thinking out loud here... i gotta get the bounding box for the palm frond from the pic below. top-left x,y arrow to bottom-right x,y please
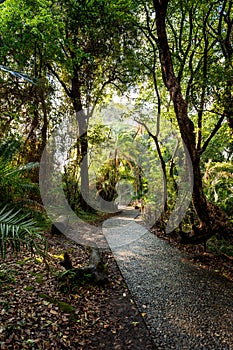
0,206 -> 47,259
4,162 -> 39,178
0,138 -> 21,160
0,65 -> 36,84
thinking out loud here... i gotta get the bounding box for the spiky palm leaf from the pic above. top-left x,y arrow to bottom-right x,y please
0,206 -> 47,259
0,159 -> 39,181
0,65 -> 35,84
0,138 -> 40,205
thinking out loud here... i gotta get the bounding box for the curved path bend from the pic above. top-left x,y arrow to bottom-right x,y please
102,207 -> 233,350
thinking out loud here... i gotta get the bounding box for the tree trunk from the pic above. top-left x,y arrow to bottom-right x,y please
153,0 -> 211,231
77,112 -> 89,210
219,1 -> 233,131
71,74 -> 90,211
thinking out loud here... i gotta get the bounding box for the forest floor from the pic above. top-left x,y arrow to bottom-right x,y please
0,208 -> 232,349
0,230 -> 155,350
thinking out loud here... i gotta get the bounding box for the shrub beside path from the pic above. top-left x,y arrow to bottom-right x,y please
103,207 -> 233,350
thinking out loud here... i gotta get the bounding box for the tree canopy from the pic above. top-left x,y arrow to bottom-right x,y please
0,0 -> 232,252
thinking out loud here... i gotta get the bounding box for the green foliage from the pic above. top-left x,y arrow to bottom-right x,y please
0,206 -> 47,259
0,0 -> 232,239
96,157 -> 120,204
201,123 -> 232,164
0,140 -> 44,253
62,170 -> 81,212
39,293 -> 76,317
0,65 -> 35,84
57,269 -> 76,290
25,285 -> 34,291
207,237 -> 233,257
77,210 -> 102,223
57,269 -> 83,293
0,138 -> 37,202
204,161 -> 233,219
88,123 -> 111,146
0,268 -> 16,287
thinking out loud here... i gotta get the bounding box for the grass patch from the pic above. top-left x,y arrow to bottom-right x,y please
36,273 -> 43,284
77,209 -> 121,225
207,237 -> 233,257
16,257 -> 31,266
25,285 -> 34,291
0,269 -> 16,286
0,300 -> 10,311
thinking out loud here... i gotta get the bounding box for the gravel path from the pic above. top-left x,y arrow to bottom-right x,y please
103,207 -> 233,350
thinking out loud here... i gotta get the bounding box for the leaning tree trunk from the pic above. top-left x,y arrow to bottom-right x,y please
153,0 -> 211,234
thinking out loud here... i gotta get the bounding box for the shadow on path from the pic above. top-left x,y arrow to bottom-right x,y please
103,207 -> 233,350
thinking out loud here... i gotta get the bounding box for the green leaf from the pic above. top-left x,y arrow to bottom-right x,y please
0,206 -> 47,259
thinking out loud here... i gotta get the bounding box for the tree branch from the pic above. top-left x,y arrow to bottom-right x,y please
46,63 -> 71,98
200,115 -> 225,155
